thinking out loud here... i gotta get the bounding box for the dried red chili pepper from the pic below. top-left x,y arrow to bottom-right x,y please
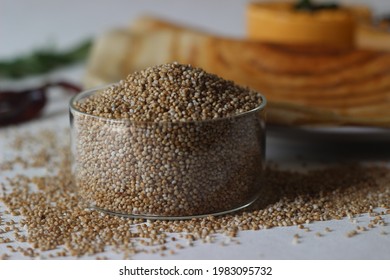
0,81 -> 81,126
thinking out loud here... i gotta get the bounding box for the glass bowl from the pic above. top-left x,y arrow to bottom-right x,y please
69,86 -> 267,220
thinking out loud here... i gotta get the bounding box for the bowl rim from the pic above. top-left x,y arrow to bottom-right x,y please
69,84 -> 267,125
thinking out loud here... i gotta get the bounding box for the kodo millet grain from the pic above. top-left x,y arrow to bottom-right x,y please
70,62 -> 266,217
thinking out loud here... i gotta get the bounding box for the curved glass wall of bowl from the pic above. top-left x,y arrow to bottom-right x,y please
70,86 -> 267,220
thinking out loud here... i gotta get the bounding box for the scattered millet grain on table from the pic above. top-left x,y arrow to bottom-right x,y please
356,226 -> 367,232
346,230 -> 358,238
0,254 -> 10,260
0,129 -> 389,258
292,234 -> 300,245
71,62 -> 265,217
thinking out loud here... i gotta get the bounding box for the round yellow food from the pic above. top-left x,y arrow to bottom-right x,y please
247,2 -> 357,50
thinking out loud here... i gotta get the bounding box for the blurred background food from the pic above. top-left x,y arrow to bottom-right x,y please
2,0 -> 390,128
83,1 -> 390,128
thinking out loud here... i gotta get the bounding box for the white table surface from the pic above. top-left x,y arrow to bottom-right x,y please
1,0 -> 390,260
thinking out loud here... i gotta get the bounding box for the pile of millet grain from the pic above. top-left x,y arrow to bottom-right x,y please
72,62 -> 265,217
0,128 -> 389,259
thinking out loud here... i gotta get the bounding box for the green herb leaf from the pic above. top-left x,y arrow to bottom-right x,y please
0,39 -> 92,79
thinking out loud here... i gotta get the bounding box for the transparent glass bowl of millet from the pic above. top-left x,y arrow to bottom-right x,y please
69,63 -> 267,220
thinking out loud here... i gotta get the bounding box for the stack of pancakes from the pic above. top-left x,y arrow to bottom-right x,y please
84,16 -> 390,127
